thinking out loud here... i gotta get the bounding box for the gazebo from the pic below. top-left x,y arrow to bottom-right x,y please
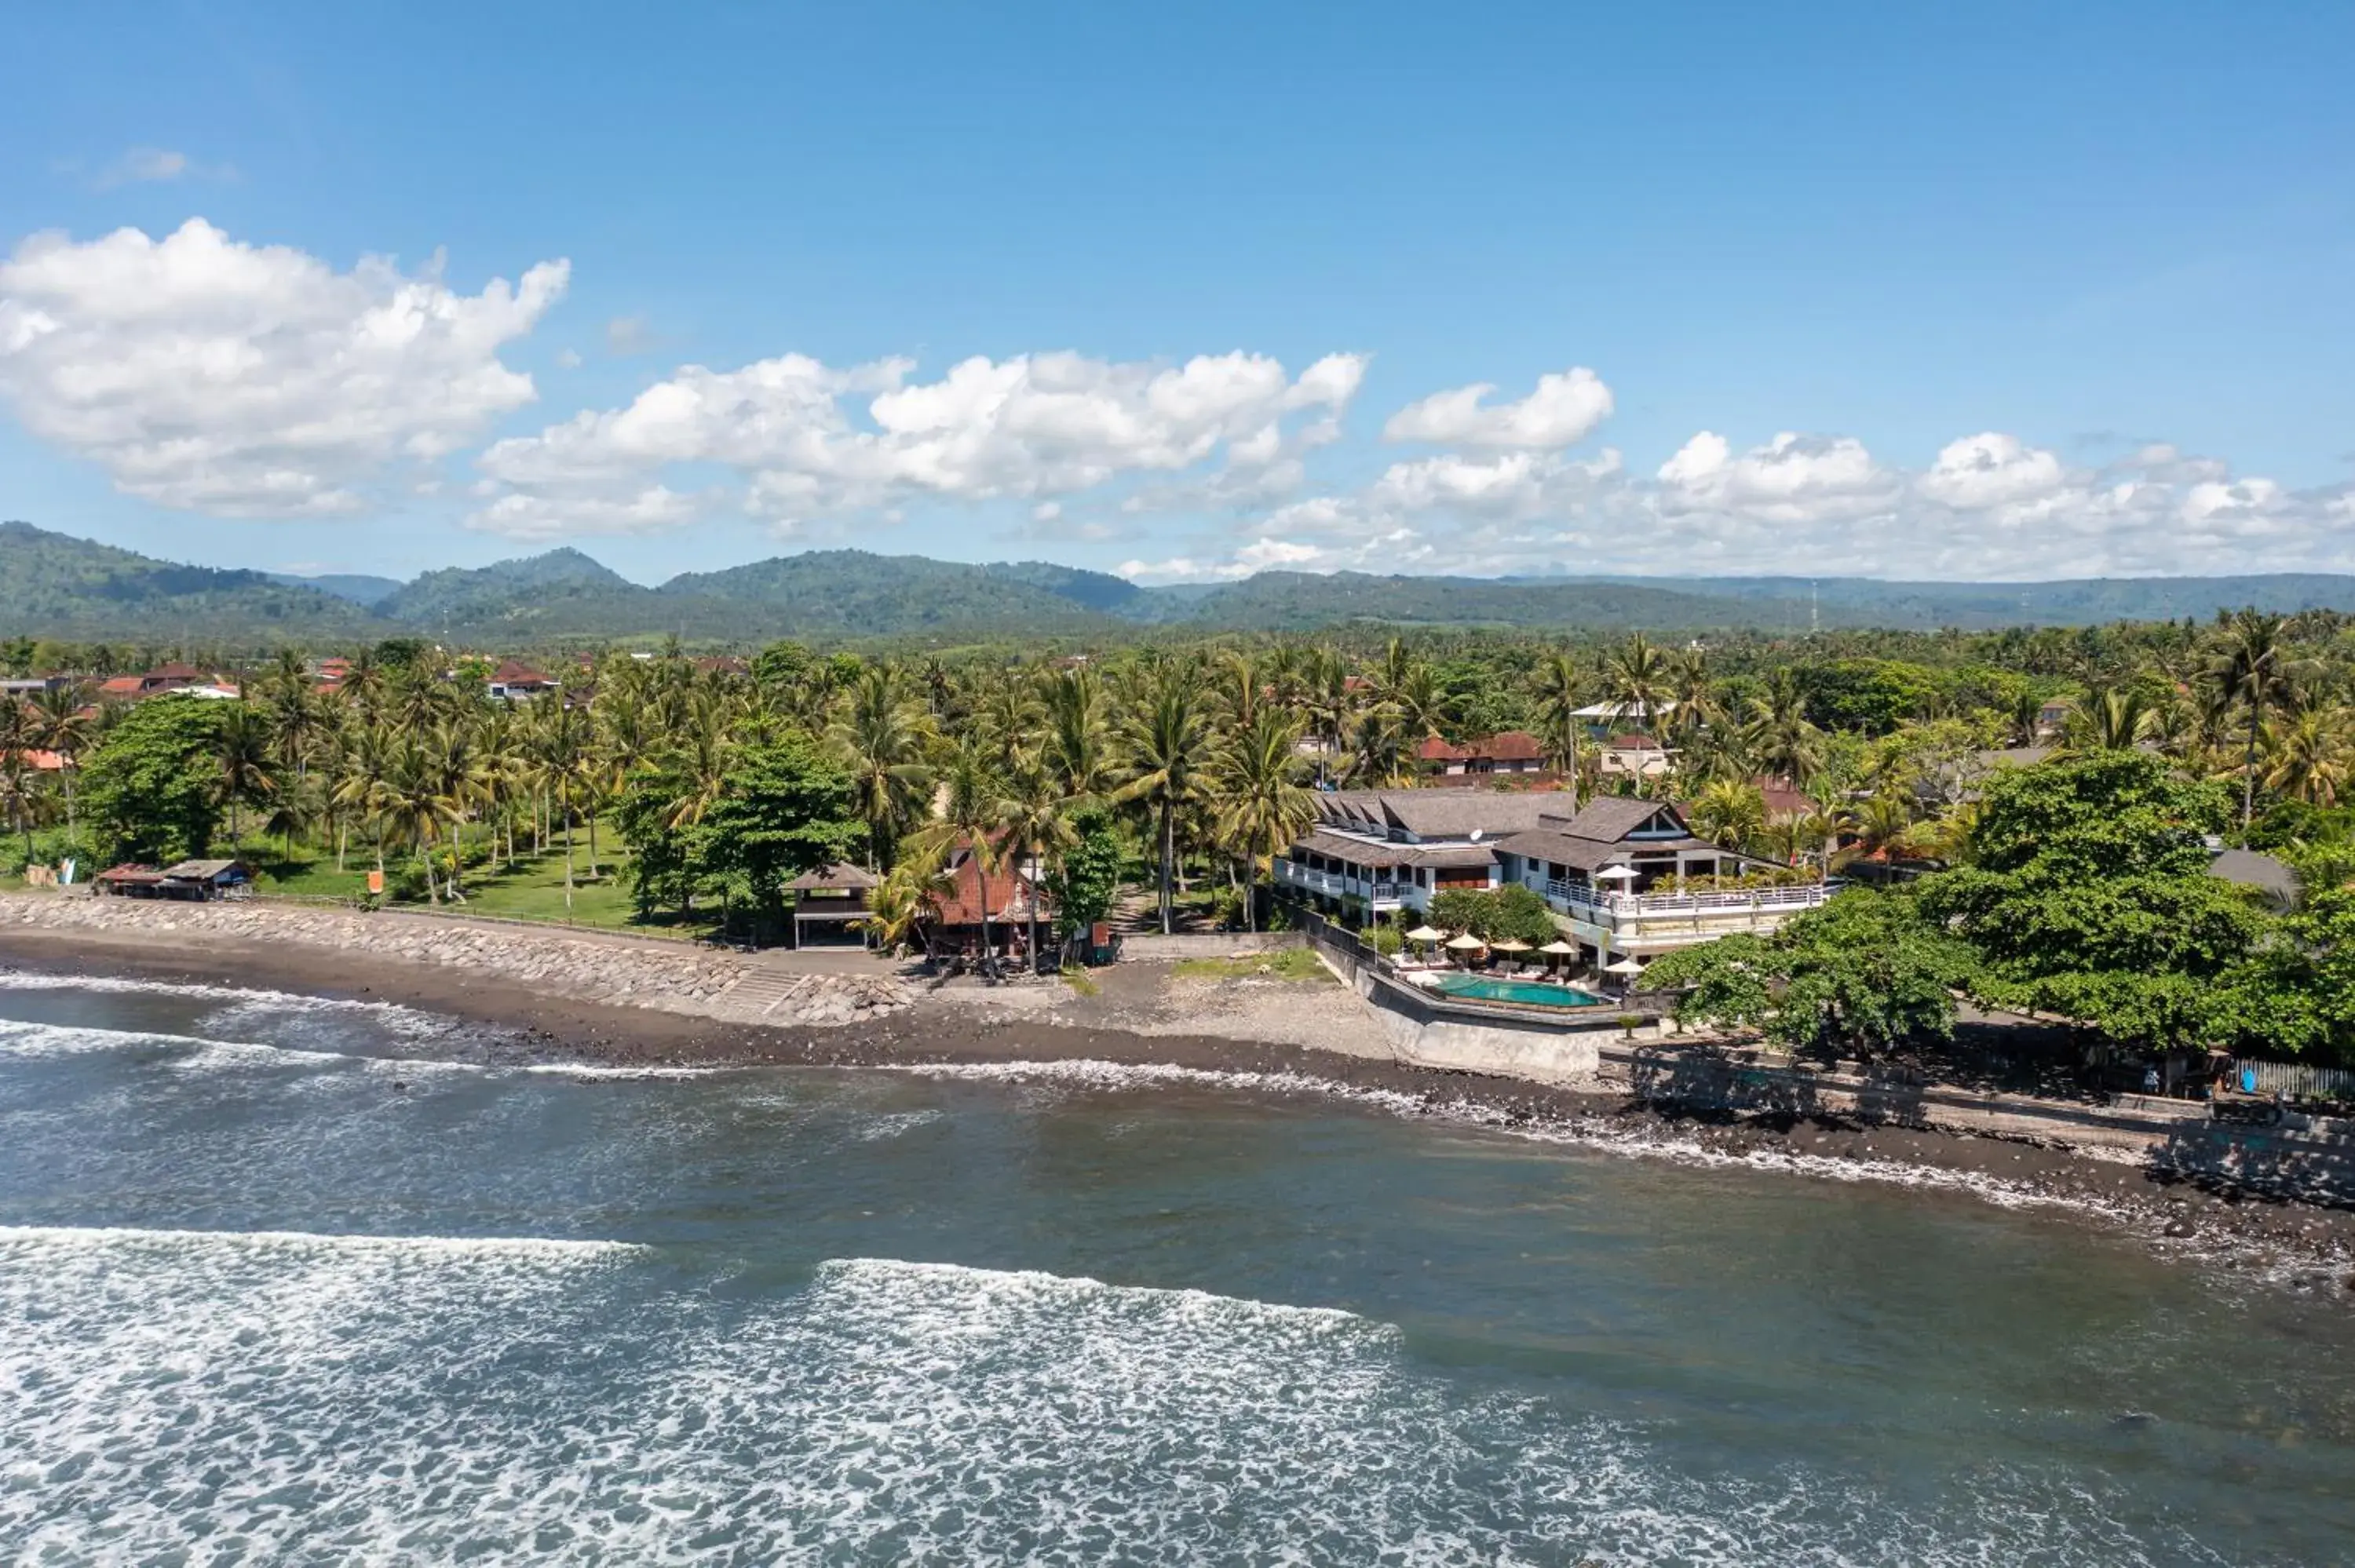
788,862 -> 880,948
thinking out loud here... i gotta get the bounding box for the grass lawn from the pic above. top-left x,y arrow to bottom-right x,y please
235,833 -> 721,941
444,844 -> 720,939
1170,947 -> 1332,983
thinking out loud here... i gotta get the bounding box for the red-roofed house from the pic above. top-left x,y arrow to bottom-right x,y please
1417,730 -> 1547,777
923,844 -> 1057,968
97,663 -> 207,702
487,660 -> 557,700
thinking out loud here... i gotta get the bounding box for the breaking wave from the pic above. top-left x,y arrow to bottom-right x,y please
0,1229 -> 2230,1565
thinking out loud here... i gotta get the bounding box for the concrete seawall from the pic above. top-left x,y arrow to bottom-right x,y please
1305,916 -> 2355,1205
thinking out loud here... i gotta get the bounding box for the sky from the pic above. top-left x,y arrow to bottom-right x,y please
2,1 -> 2351,588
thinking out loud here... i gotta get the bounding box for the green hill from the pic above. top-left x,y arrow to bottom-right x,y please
10,521 -> 2355,647
660,551 -> 1130,639
0,521 -> 385,641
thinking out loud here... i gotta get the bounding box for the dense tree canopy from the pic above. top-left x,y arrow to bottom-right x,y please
79,695 -> 224,864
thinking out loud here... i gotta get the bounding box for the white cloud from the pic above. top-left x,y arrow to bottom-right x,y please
1916,432 -> 2069,510
473,348 -> 1368,538
0,218 -> 566,516
554,348 -> 582,369
1382,367 -> 1613,449
1655,431 -> 1896,522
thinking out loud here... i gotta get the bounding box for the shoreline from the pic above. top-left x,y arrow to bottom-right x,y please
5,921 -> 2354,1294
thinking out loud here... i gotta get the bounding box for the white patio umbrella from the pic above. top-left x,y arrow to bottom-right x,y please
1594,864 -> 1639,884
1537,939 -> 1577,955
1604,957 -> 1645,977
1444,932 -> 1486,952
1492,938 -> 1532,954
1404,924 -> 1445,944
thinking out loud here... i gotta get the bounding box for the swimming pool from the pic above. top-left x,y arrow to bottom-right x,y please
1431,974 -> 1610,1008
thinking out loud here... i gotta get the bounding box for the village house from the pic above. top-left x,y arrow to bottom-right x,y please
96,662 -> 206,701
1277,789 -> 1832,973
924,842 -> 1057,968
487,659 -> 558,700
1416,730 -> 1548,777
94,859 -> 254,902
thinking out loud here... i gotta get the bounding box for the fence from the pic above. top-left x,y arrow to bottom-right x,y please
2233,1059 -> 2355,1103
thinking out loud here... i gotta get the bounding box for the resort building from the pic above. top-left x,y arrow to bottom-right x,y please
1277,789 -> 1834,972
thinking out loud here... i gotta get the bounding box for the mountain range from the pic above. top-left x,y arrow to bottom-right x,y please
5,519 -> 2353,648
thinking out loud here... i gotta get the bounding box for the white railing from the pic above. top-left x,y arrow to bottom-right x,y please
1370,882 -> 1403,903
2233,1059 -> 2355,1103
1543,877 -> 1834,921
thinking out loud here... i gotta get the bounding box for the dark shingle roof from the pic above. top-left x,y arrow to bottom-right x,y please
1534,796 -> 1687,844
788,862 -> 880,892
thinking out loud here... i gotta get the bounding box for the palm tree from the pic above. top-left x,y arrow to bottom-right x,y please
1743,671 -> 1826,786
1114,665 -> 1212,934
1040,665 -> 1115,802
1687,779 -> 1766,855
2065,684 -> 2155,751
0,745 -> 39,862
530,700 -> 595,911
25,684 -> 91,846
1528,650 -> 1585,808
1214,709 -> 1316,932
856,863 -> 933,957
2207,609 -> 2300,835
1605,633 -> 1669,733
828,665 -> 936,869
214,702 -> 279,850
2264,706 -> 2353,807
918,742 -> 1014,975
330,720 -> 401,877
996,759 -> 1078,968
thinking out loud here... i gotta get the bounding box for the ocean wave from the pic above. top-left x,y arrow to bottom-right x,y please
0,1238 -> 2237,1566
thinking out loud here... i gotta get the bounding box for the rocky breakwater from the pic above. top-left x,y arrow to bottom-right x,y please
0,893 -> 913,1028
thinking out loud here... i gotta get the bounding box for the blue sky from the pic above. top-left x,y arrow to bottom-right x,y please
2,1 -> 2350,585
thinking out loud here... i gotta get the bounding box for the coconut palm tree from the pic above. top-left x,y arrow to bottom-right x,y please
2207,609 -> 2301,834
1604,633 -> 1669,733
2264,706 -> 2354,808
916,742 -> 1015,975
0,744 -> 40,862
827,665 -> 936,870
1214,708 -> 1316,933
1114,665 -> 1212,935
214,702 -> 279,850
25,683 -> 91,846
1688,779 -> 1766,856
2065,684 -> 2156,751
330,720 -> 401,877
996,758 -> 1078,969
1039,665 -> 1115,803
529,700 -> 595,911
1742,671 -> 1825,786
856,863 -> 933,957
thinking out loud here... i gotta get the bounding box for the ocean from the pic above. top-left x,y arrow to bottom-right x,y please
0,970 -> 2350,1565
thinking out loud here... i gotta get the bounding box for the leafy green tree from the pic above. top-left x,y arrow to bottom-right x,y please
1428,884 -> 1557,947
699,734 -> 867,940
1045,807 -> 1126,942
80,695 -> 224,863
1919,750 -> 2258,1049
1640,890 -> 1973,1056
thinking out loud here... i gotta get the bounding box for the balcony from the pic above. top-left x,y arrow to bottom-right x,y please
1543,877 -> 1834,926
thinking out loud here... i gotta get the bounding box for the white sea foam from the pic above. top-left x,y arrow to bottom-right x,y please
0,965 -> 449,1034
0,1234 -> 2228,1566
